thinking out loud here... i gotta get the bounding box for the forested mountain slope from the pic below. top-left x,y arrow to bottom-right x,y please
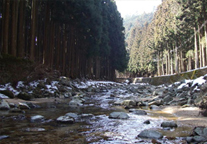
0,0 -> 127,83
126,0 -> 207,78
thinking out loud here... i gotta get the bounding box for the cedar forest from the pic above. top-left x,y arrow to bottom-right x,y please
1,0 -> 207,81
126,0 -> 207,77
0,0 -> 127,81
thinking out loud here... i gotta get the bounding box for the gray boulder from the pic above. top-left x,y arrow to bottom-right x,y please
56,115 -> 74,124
163,95 -> 173,104
129,109 -> 147,115
0,90 -> 14,98
0,99 -> 10,110
31,115 -> 45,122
109,112 -> 129,119
138,129 -> 163,139
161,121 -> 178,128
17,92 -> 33,100
122,100 -> 136,107
153,88 -> 165,96
193,136 -> 207,142
194,127 -> 207,138
148,100 -> 163,106
18,102 -> 30,109
65,113 -> 79,119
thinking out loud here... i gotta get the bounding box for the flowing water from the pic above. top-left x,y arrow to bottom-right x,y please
0,90 -> 193,144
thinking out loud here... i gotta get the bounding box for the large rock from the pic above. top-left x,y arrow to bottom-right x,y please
18,102 -> 30,109
65,113 -> 79,119
31,115 -> 45,122
194,127 -> 207,138
69,99 -> 83,107
56,115 -> 75,124
129,109 -> 147,115
163,95 -> 173,104
138,129 -> 163,139
17,92 -> 33,100
122,100 -> 136,107
0,99 -> 10,110
153,88 -> 165,96
148,100 -> 163,106
109,112 -> 129,119
0,90 -> 14,98
161,121 -> 178,128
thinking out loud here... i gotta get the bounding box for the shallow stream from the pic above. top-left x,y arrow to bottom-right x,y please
0,91 -> 194,144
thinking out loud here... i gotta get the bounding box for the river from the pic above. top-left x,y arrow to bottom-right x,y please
0,83 -> 195,144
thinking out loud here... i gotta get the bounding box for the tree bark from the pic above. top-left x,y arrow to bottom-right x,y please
17,0 -> 25,58
30,0 -> 37,61
194,27 -> 199,69
11,0 -> 19,56
2,0 -> 10,54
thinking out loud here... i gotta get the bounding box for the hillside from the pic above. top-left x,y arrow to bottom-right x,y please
124,13 -> 154,41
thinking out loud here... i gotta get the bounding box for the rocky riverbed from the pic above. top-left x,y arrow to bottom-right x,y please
1,76 -> 207,143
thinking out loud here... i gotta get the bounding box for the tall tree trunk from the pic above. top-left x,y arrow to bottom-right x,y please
201,42 -> 205,67
30,0 -> 37,61
17,0 -> 25,58
11,0 -> 19,56
174,46 -> 178,73
2,0 -> 10,54
170,51 -> 173,74
198,25 -> 202,68
180,51 -> 184,72
43,2 -> 50,65
157,52 -> 160,76
205,24 -> 207,65
194,27 -> 199,69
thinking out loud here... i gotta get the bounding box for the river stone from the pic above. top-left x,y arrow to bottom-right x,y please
10,108 -> 23,113
161,121 -> 178,128
163,95 -> 173,104
122,100 -> 136,107
138,129 -> 163,139
65,113 -> 79,119
0,135 -> 9,140
0,99 -> 10,110
109,112 -> 129,119
18,102 -> 30,109
194,127 -> 207,137
150,105 -> 160,110
129,109 -> 147,115
56,115 -> 75,124
144,120 -> 150,124
31,115 -> 45,122
69,99 -> 83,107
17,92 -> 33,100
148,100 -> 163,106
153,88 -> 165,96
193,136 -> 207,142
0,90 -> 14,98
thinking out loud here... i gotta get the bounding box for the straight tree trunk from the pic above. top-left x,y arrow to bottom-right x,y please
30,0 -> 37,61
202,43 -> 206,67
194,27 -> 199,69
198,25 -> 202,68
174,46 -> 178,73
17,0 -> 25,57
43,3 -> 50,65
170,51 -> 173,74
157,52 -> 160,76
2,0 -> 10,54
11,0 -> 19,56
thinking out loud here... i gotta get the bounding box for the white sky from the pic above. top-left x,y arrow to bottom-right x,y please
114,0 -> 162,18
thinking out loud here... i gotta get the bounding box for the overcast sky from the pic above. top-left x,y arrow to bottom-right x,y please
114,0 -> 162,18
